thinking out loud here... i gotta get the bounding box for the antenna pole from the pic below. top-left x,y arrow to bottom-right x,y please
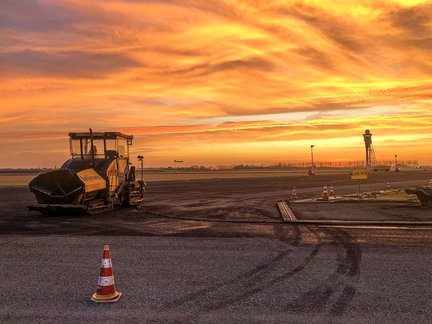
137,155 -> 144,198
89,128 -> 95,168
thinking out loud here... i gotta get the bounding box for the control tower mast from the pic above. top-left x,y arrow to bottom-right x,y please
363,129 -> 375,167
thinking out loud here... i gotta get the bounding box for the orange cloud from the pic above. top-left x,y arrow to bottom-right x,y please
1,0 -> 432,167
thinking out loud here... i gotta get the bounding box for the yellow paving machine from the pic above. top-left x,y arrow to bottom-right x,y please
28,129 -> 144,214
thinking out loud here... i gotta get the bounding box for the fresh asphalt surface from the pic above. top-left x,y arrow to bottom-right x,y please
1,234 -> 431,323
1,171 -> 432,322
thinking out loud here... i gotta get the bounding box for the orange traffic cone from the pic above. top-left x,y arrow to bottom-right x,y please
91,245 -> 122,303
291,186 -> 298,199
386,182 -> 390,191
329,185 -> 334,197
322,185 -> 329,201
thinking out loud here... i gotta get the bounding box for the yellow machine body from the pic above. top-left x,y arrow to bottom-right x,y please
76,168 -> 107,198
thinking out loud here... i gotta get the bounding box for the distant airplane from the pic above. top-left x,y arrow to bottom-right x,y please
174,160 -> 184,163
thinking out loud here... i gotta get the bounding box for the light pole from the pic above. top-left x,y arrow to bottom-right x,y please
310,145 -> 315,168
395,154 -> 400,172
137,155 -> 144,197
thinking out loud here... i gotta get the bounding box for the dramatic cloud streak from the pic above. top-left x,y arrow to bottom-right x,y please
1,0 -> 432,167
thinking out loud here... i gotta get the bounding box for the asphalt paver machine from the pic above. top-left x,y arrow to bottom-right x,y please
28,129 -> 144,214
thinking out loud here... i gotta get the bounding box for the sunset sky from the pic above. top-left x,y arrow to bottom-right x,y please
1,0 -> 432,168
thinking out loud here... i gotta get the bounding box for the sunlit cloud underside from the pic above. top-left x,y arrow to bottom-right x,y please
1,0 -> 432,167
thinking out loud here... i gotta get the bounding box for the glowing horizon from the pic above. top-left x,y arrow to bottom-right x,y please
1,0 -> 432,168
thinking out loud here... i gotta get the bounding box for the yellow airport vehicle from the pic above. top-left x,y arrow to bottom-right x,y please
28,129 -> 144,215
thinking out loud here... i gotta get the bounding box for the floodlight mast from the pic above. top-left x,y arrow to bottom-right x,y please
310,145 -> 315,168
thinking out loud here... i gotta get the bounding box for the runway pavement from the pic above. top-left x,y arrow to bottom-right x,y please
0,232 -> 431,323
1,172 -> 431,322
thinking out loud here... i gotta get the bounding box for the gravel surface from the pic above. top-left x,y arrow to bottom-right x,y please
0,235 -> 431,323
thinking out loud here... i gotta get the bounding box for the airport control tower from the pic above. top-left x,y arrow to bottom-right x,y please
363,129 -> 374,167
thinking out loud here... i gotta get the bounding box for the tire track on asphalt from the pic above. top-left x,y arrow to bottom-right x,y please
201,228 -> 323,312
162,225 -> 304,311
285,227 -> 362,316
163,225 -> 324,312
326,229 -> 361,316
162,250 -> 292,310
